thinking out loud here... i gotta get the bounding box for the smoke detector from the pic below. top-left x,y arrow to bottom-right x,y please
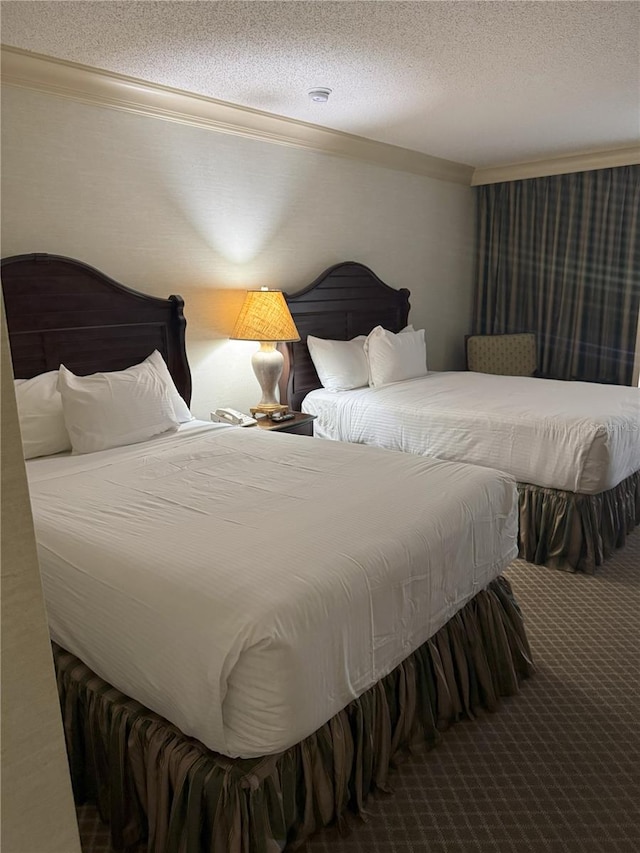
308,87 -> 332,103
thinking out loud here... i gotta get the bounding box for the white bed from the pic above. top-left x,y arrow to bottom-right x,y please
27,420 -> 518,759
280,261 -> 639,573
5,252 -> 533,851
302,372 -> 640,495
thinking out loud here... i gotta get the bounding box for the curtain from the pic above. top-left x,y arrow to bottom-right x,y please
474,165 -> 640,385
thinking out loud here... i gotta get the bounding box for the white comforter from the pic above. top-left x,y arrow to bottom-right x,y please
302,372 -> 640,494
27,422 -> 517,758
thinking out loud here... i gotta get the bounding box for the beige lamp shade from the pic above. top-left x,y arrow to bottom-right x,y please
230,289 -> 300,342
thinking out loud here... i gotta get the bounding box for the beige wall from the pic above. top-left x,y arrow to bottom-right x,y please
0,80 -> 471,849
1,85 -> 475,418
0,306 -> 81,853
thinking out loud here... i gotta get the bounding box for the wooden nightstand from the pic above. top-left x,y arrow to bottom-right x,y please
255,412 -> 316,437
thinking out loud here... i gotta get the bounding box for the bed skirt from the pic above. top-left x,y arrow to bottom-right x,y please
54,576 -> 533,853
518,470 -> 640,573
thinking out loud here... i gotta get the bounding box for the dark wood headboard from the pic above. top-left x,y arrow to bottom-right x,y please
1,253 -> 192,405
279,262 -> 410,410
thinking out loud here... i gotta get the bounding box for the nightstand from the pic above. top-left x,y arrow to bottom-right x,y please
255,412 -> 316,437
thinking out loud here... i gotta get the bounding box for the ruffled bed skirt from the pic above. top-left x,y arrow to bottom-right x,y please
55,576 -> 534,853
518,470 -> 640,573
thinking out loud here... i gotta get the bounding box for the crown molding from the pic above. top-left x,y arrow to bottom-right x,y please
5,46 -> 635,188
1,46 -> 473,186
472,145 -> 640,186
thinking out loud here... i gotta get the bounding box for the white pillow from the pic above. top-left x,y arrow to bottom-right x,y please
14,371 -> 72,459
365,325 -> 428,387
307,335 -> 369,391
146,350 -> 193,423
57,361 -> 180,454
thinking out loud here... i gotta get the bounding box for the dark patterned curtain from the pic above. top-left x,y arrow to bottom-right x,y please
474,165 -> 640,385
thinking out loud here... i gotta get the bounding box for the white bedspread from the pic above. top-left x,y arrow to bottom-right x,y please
27,422 -> 517,758
302,372 -> 640,494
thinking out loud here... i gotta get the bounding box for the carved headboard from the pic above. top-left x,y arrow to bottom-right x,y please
1,253 -> 191,404
279,262 -> 410,411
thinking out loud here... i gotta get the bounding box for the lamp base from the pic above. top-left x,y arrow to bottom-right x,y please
250,402 -> 288,417
250,342 -> 288,417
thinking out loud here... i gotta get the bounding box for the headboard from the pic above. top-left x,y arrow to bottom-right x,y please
279,262 -> 410,410
1,253 -> 192,405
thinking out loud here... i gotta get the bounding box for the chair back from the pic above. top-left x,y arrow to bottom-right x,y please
466,333 -> 537,376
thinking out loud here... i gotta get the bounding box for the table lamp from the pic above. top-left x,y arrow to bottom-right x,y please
230,287 -> 300,416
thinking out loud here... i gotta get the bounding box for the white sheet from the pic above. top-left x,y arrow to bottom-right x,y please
302,372 -> 640,494
27,422 -> 518,759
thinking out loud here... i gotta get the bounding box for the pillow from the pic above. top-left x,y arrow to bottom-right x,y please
57,360 -> 180,454
307,335 -> 369,391
146,350 -> 193,423
364,325 -> 428,387
14,371 -> 72,459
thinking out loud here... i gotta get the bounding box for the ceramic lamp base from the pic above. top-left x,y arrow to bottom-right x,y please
250,342 -> 288,416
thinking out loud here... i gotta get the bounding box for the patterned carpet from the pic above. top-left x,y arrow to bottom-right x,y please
77,532 -> 640,852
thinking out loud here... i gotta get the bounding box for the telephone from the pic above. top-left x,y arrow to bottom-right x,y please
211,408 -> 257,427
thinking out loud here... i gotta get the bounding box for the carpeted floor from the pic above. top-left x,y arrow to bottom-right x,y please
77,532 -> 640,852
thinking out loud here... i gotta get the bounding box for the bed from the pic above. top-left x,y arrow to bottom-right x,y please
280,261 -> 640,574
2,253 -> 533,853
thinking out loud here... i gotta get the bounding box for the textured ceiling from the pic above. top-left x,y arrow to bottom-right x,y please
2,0 -> 639,167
